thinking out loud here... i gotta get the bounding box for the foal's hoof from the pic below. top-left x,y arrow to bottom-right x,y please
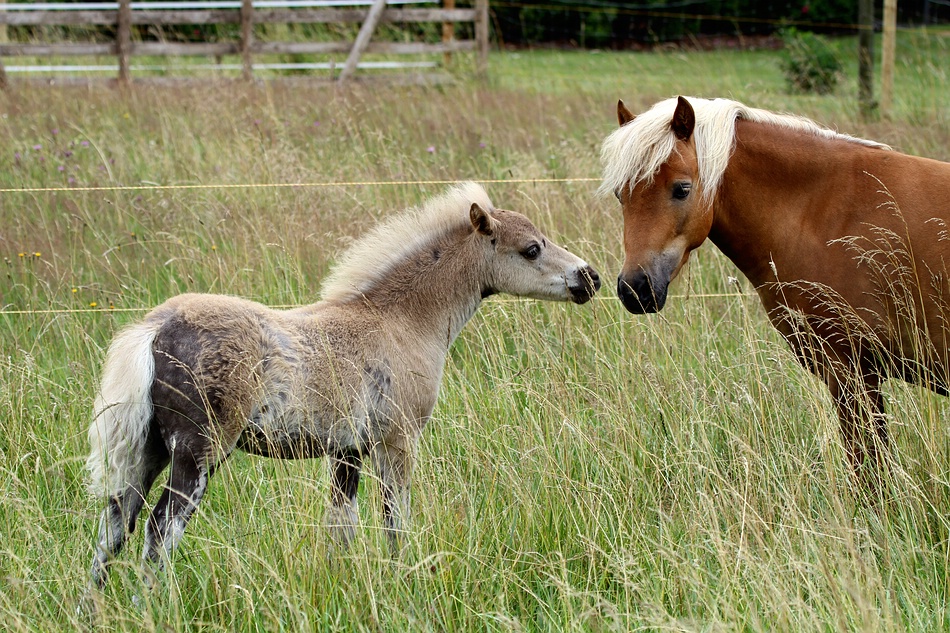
323,505 -> 359,554
77,591 -> 102,622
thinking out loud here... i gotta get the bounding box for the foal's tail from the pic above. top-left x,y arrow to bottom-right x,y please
86,322 -> 160,498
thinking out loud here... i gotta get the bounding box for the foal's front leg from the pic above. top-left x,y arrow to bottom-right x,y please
324,449 -> 362,548
370,436 -> 417,551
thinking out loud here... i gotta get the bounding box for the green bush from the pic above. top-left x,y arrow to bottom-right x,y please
779,28 -> 842,94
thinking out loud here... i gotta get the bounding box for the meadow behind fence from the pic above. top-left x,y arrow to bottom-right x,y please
2,32 -> 950,631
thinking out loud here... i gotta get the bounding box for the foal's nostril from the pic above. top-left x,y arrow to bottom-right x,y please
586,267 -> 602,291
569,266 -> 602,304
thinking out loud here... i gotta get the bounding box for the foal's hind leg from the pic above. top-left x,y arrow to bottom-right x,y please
87,424 -> 170,589
82,440 -> 168,616
141,440 -> 212,582
324,449 -> 362,548
89,456 -> 168,589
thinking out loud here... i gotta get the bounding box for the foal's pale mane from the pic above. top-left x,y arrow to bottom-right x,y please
320,182 -> 493,303
599,96 -> 891,203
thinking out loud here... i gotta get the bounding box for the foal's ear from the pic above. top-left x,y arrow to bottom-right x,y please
671,96 -> 695,141
617,100 -> 635,126
470,203 -> 496,236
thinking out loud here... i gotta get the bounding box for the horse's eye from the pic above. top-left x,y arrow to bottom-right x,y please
522,244 -> 541,260
614,189 -> 622,202
672,182 -> 691,200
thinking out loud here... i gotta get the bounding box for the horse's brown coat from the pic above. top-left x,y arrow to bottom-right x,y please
603,96 -> 950,487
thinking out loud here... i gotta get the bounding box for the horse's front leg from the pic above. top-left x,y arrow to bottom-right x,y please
784,321 -> 891,496
829,369 -> 890,496
324,449 -> 362,548
370,434 -> 418,552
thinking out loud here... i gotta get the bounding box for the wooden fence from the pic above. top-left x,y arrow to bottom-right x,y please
0,0 -> 489,86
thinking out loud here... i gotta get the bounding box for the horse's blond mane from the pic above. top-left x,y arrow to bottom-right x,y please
320,182 -> 493,303
599,96 -> 890,203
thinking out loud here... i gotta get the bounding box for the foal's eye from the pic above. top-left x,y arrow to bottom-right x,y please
672,182 -> 691,200
522,244 -> 542,260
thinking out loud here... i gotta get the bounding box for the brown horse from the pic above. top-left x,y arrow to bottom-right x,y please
601,95 -> 950,486
83,182 -> 601,601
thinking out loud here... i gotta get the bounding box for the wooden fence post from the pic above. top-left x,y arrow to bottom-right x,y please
857,0 -> 875,118
339,0 -> 387,82
475,0 -> 488,79
0,0 -> 7,44
880,0 -> 897,116
241,0 -> 254,81
442,0 -> 455,67
117,0 -> 132,86
0,0 -> 6,90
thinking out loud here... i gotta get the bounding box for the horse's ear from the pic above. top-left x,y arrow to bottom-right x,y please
617,100 -> 635,126
470,203 -> 496,236
671,96 -> 695,141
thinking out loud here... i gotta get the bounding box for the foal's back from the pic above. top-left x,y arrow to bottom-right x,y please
147,293 -> 413,459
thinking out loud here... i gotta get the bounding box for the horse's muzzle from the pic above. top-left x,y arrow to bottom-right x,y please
617,271 -> 666,314
570,265 -> 602,304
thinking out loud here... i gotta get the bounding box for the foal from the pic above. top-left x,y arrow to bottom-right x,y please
85,182 -> 600,592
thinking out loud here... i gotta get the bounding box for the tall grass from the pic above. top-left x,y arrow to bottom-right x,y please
1,41 -> 949,631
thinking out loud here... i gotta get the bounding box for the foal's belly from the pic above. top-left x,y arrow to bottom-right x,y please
237,405 -> 370,459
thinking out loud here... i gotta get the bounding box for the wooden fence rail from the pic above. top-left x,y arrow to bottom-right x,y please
0,0 -> 489,87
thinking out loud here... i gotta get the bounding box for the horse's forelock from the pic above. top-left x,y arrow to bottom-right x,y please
600,97 -> 890,204
599,97 -> 748,204
320,182 -> 493,303
599,97 -> 684,199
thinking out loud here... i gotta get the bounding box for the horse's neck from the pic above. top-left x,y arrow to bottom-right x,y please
710,120 -> 868,286
355,244 -> 485,349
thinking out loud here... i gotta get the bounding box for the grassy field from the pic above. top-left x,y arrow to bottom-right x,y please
2,33 -> 950,631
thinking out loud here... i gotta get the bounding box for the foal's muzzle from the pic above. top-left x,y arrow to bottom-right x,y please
617,271 -> 666,314
570,265 -> 602,304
